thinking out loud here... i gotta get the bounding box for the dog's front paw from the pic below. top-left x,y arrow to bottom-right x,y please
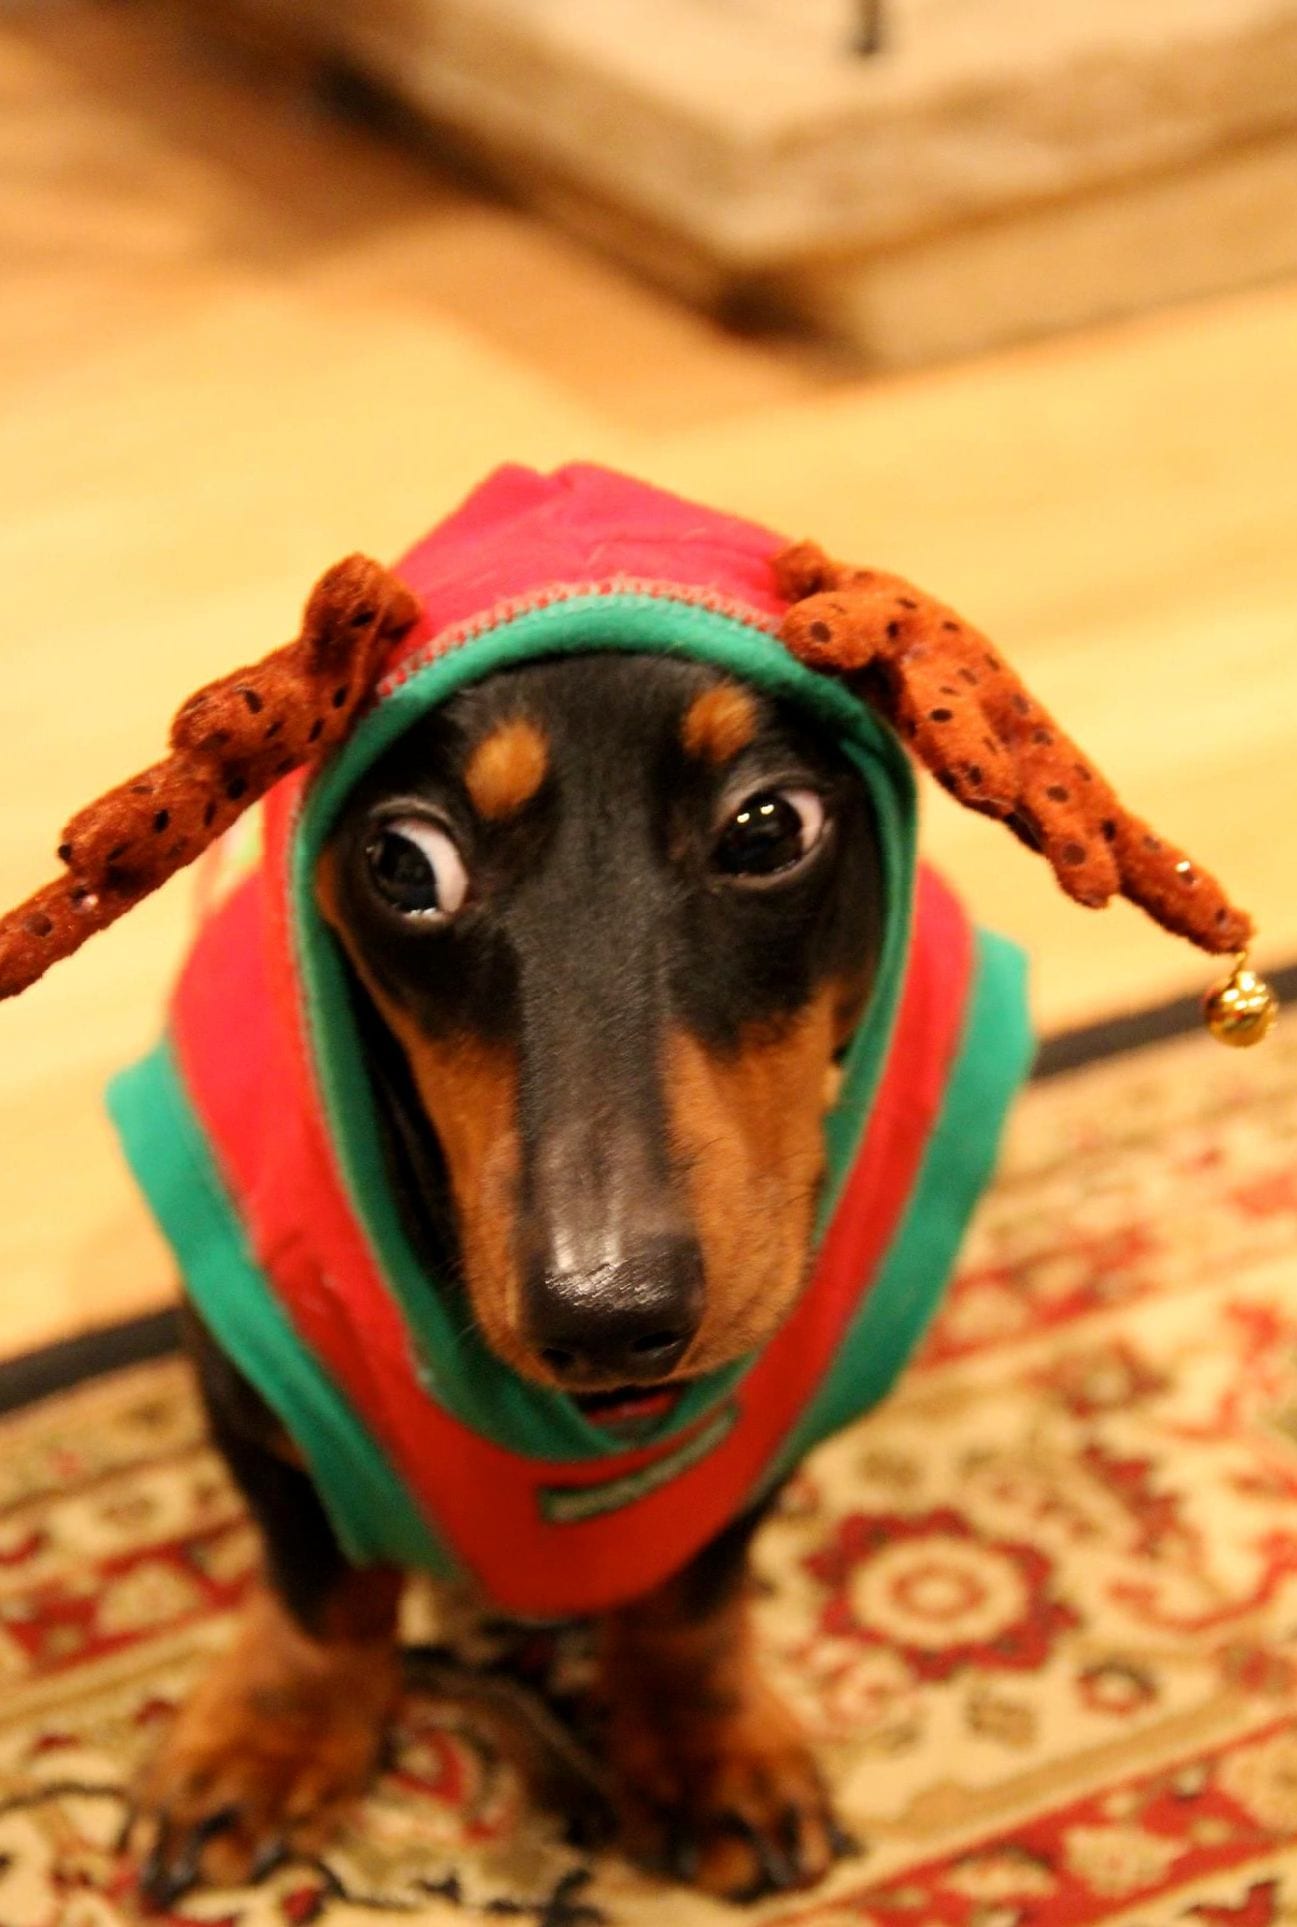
128,1595 -> 399,1909
610,1675 -> 856,1902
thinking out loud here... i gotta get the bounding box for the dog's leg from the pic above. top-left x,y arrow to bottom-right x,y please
601,1495 -> 853,1900
131,1308 -> 403,1905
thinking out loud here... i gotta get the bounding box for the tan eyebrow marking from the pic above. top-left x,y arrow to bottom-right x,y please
681,683 -> 759,765
464,718 -> 549,820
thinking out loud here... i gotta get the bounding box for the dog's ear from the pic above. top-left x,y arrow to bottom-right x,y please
776,540 -> 1252,958
0,556 -> 420,999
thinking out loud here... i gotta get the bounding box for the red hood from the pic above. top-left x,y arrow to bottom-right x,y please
383,463 -> 789,676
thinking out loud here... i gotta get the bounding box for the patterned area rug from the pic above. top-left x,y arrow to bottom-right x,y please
3,1017 -> 1297,1926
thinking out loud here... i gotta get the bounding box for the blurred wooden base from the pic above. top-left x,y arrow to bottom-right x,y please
799,131 -> 1297,367
1,1 -> 1294,1356
181,0 -> 1297,366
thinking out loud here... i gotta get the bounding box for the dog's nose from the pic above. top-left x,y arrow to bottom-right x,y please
525,1238 -> 705,1386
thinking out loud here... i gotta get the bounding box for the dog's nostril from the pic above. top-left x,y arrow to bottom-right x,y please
525,1236 -> 704,1385
629,1329 -> 684,1357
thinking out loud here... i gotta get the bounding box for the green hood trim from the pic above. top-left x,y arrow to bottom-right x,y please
762,925 -> 1033,1493
107,1039 -> 457,1573
288,592 -> 919,1463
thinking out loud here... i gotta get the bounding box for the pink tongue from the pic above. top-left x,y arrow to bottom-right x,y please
588,1387 -> 681,1428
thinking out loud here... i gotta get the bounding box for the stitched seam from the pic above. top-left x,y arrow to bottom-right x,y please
378,578 -> 781,697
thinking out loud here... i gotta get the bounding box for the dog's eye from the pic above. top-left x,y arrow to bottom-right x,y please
713,787 -> 826,880
365,817 -> 468,920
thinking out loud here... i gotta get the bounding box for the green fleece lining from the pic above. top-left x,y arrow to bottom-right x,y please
288,594 -> 920,1462
763,926 -> 1033,1491
106,1040 -> 457,1573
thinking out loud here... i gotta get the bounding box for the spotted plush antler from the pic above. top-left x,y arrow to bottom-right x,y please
776,541 -> 1252,956
0,555 -> 420,1000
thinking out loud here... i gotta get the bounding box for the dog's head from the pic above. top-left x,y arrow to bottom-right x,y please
317,652 -> 883,1417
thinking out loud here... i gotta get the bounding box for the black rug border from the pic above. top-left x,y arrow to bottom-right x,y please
4,959 -> 1292,1419
0,1308 -> 183,1419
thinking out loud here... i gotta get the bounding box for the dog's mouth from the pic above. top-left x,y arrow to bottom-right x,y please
571,1382 -> 686,1436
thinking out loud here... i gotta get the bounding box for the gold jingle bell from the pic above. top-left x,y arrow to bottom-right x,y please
1204,953 -> 1278,1047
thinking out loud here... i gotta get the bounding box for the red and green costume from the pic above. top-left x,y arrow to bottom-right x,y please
107,465 -> 1034,1618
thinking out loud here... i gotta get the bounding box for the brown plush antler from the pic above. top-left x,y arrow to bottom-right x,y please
0,556 -> 420,1000
776,541 -> 1251,955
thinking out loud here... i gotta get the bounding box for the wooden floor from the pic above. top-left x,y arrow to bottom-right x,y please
2,1 -> 1294,1357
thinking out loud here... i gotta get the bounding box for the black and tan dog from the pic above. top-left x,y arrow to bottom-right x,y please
0,465 -> 1260,1911
143,650 -> 881,1903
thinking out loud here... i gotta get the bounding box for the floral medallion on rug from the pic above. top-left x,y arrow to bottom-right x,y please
2,1017 -> 1297,1926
